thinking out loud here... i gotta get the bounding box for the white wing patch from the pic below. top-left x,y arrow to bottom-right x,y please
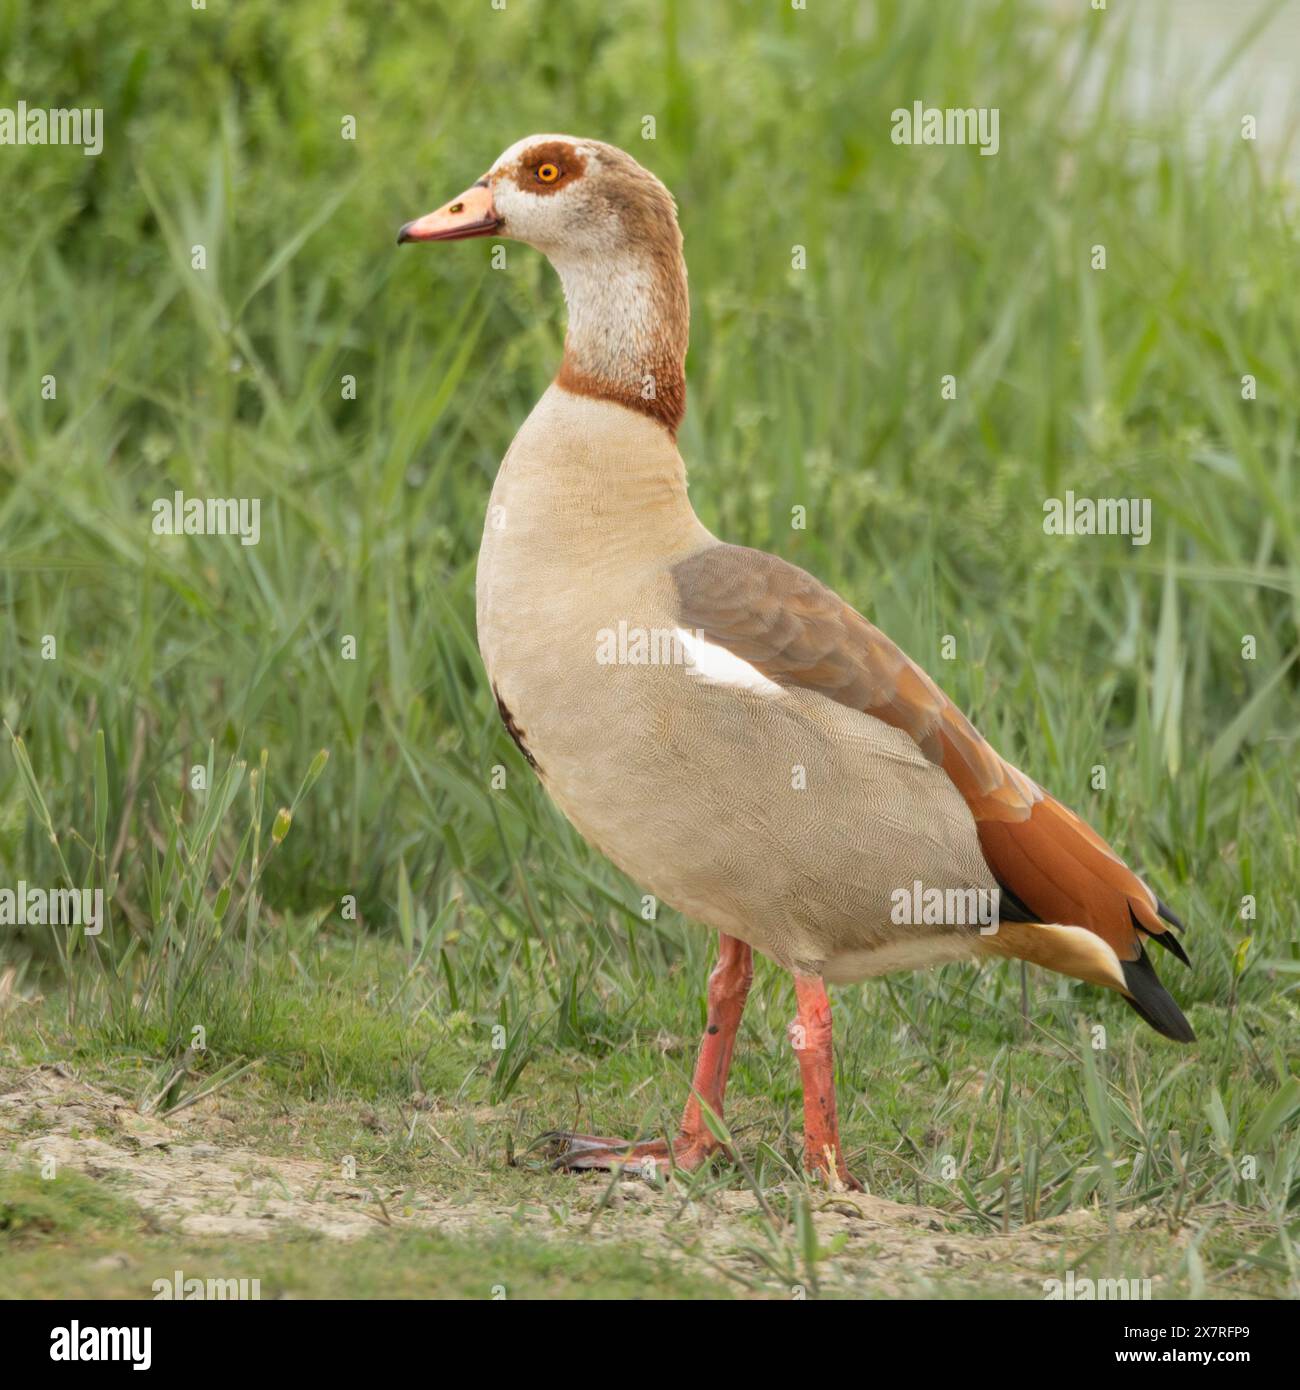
674,629 -> 783,695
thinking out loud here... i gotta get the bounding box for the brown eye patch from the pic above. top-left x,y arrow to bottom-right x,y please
511,140 -> 586,195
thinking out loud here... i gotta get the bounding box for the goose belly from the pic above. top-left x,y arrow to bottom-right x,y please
477,565 -> 996,974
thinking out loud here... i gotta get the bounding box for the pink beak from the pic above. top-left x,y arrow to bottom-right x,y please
397,181 -> 501,244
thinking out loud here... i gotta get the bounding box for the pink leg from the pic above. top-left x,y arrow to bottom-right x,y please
679,933 -> 753,1138
551,934 -> 753,1178
790,973 -> 862,1191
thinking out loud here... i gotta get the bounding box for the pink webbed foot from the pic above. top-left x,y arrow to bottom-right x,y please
540,1130 -> 721,1180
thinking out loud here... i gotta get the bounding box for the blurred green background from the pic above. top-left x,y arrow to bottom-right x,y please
0,0 -> 1297,1295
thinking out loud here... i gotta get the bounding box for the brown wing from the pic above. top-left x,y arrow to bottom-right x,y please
671,543 -> 1179,967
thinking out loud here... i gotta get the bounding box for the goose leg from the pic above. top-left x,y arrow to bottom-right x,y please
549,933 -> 753,1178
790,973 -> 862,1191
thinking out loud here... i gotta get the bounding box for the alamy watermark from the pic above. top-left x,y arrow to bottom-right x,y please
0,882 -> 102,935
49,1323 -> 150,1369
890,880 -> 1000,933
596,622 -> 704,666
891,102 -> 1000,156
1043,491 -> 1151,546
152,1269 -> 261,1300
1,102 -> 102,156
152,491 -> 261,547
1043,1269 -> 1152,1300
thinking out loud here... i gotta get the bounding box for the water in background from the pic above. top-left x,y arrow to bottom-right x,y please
1051,0 -> 1300,178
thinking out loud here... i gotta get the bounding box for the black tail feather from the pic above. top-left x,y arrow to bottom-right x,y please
1145,924 -> 1191,968
1121,948 -> 1196,1042
1156,897 -> 1186,932
1130,904 -> 1191,968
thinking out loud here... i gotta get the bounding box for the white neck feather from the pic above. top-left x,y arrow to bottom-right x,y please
550,243 -> 689,433
554,251 -> 664,392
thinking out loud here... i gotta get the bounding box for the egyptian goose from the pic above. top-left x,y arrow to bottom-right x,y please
399,136 -> 1193,1190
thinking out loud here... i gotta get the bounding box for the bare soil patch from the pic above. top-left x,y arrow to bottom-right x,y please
0,1063 -> 1162,1296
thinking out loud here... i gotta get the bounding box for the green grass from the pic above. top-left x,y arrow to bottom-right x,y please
2,1229 -> 732,1301
1,0 -> 1298,1298
0,1165 -> 139,1245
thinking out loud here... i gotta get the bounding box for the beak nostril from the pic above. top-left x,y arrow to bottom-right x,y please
397,185 -> 498,244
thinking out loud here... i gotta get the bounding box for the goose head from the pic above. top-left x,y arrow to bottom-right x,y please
397,134 -> 678,257
399,135 -> 689,434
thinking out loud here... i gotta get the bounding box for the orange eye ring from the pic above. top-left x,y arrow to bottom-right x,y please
537,162 -> 560,183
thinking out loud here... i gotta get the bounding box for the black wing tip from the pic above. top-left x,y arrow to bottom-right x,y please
1147,925 -> 1191,968
1129,903 -> 1192,968
1156,897 -> 1187,933
1121,950 -> 1196,1043
991,875 -> 1041,924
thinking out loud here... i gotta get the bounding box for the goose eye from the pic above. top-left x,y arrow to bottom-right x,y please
536,163 -> 560,184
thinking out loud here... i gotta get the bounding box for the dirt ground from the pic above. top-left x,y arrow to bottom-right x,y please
0,1061 -> 1181,1298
